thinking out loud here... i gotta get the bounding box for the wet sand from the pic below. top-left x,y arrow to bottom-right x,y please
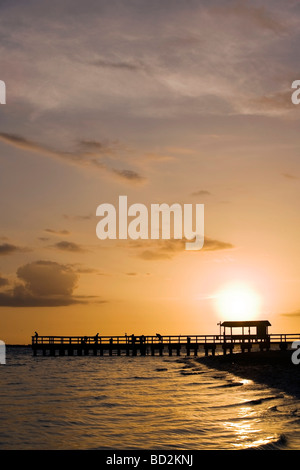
197,350 -> 300,398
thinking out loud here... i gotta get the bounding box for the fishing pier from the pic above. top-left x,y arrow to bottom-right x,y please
31,320 -> 300,357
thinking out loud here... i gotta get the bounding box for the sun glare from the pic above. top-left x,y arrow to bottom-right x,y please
215,282 -> 261,321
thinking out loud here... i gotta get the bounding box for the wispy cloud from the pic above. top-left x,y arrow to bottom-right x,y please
280,309 -> 300,317
0,133 -> 146,184
90,58 -> 147,72
112,168 -> 146,183
191,190 -> 211,197
129,236 -> 234,261
50,241 -> 87,253
282,173 -> 298,180
44,228 -> 70,236
63,214 -> 93,221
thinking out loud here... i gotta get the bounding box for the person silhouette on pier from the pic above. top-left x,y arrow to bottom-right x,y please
94,333 -> 99,344
34,331 -> 38,344
156,333 -> 162,343
140,335 -> 146,344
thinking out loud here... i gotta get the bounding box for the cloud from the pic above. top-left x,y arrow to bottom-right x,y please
71,266 -> 99,274
63,213 -> 93,221
50,241 -> 86,253
45,228 -> 70,235
91,58 -> 147,72
203,238 -> 234,251
280,309 -> 300,318
282,173 -> 298,180
191,190 -> 212,197
112,168 -> 146,183
17,261 -> 77,297
0,260 -> 98,307
131,236 -> 234,260
0,243 -> 29,256
0,276 -> 9,287
0,133 -> 146,185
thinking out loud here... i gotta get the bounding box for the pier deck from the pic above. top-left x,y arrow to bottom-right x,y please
31,333 -> 300,357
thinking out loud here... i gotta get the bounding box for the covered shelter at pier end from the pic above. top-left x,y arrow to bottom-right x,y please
219,320 -> 271,340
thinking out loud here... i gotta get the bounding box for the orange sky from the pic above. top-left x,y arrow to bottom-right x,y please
0,0 -> 300,343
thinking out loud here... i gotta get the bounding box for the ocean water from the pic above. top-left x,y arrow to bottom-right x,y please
0,347 -> 299,450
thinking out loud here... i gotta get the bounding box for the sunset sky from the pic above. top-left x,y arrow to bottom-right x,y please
1,0 -> 300,344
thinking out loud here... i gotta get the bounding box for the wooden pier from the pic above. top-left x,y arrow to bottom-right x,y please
31,321 -> 300,357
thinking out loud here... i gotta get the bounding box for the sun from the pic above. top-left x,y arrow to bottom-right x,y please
215,282 -> 261,321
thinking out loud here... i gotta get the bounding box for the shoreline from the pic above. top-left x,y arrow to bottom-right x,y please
197,350 -> 300,398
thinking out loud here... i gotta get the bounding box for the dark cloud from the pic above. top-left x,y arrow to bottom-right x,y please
0,243 -> 29,256
78,139 -> 121,156
51,241 -> 86,253
0,132 -> 146,185
0,260 -> 99,307
191,190 -> 211,197
0,276 -> 9,287
91,58 -> 146,72
17,261 -> 77,297
280,310 -> 300,317
44,228 -> 70,235
112,168 -> 146,183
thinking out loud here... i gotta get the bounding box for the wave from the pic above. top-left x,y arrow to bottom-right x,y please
212,394 -> 284,409
246,434 -> 288,450
214,381 -> 244,388
129,376 -> 157,380
241,395 -> 284,406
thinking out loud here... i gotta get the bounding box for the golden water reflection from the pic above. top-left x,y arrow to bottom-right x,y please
225,404 -> 278,449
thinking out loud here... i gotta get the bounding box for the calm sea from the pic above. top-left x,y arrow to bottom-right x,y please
0,347 -> 299,450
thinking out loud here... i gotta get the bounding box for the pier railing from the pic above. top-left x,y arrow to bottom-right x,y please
31,333 -> 300,346
31,333 -> 300,357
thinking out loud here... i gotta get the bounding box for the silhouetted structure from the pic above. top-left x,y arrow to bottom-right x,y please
220,320 -> 271,339
31,319 -> 300,357
220,320 -> 271,354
